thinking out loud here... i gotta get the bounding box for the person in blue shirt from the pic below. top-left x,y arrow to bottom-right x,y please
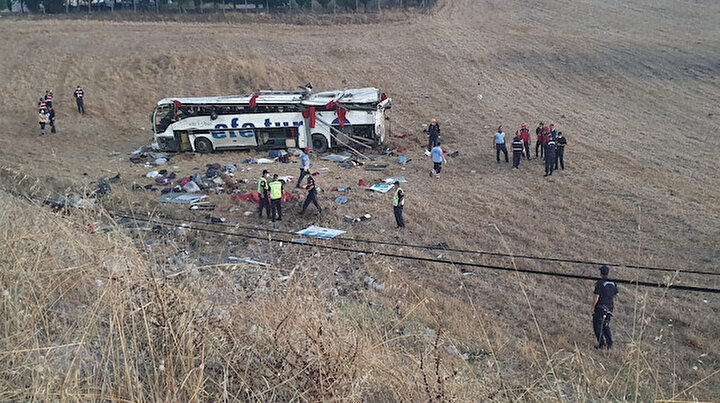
494,125 -> 509,163
430,141 -> 447,178
296,147 -> 311,188
592,265 -> 618,349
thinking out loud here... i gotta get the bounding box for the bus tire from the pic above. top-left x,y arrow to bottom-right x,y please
195,137 -> 214,153
311,134 -> 328,154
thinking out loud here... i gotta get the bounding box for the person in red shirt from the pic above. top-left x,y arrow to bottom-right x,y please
517,122 -> 531,160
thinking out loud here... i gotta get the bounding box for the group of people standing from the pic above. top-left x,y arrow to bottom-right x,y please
256,147 -> 321,222
37,91 -> 56,135
35,85 -> 86,136
494,122 -> 567,176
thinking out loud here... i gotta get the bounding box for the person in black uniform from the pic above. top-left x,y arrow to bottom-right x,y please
511,131 -> 524,169
426,118 -> 440,151
592,265 -> 618,349
544,135 -> 557,177
555,131 -> 567,170
300,176 -> 322,215
257,169 -> 271,219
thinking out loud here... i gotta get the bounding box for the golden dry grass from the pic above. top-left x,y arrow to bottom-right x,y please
1,0 -> 719,400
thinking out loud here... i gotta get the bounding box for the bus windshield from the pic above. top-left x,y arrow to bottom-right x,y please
154,104 -> 173,134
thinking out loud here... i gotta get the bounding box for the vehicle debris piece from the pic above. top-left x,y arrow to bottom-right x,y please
367,183 -> 394,193
158,193 -> 208,204
296,225 -> 346,239
321,154 -> 352,162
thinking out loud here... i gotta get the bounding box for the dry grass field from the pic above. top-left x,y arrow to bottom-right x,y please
1,0 -> 719,401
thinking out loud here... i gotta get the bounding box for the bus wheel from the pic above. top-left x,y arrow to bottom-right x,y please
311,134 -> 328,154
195,138 -> 214,153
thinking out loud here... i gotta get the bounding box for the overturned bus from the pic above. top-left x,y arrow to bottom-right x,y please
151,87 -> 391,154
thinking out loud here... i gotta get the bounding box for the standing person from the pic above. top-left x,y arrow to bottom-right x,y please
592,265 -> 618,349
44,90 -> 53,109
519,122 -> 531,160
48,106 -> 57,134
548,124 -> 557,140
38,109 -> 48,136
300,176 -> 322,215
257,169 -> 271,219
430,141 -> 447,178
535,122 -> 545,158
555,131 -> 567,170
511,131 -> 524,169
392,181 -> 405,229
269,174 -> 284,222
544,134 -> 557,177
296,146 -> 310,188
426,118 -> 440,151
38,97 -> 46,112
74,85 -> 85,114
494,125 -> 509,163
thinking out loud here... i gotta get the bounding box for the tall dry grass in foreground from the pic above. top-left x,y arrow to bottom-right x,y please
0,191 -> 488,401
0,165 -> 718,401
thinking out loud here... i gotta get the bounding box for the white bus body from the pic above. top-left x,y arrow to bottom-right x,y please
151,87 -> 391,154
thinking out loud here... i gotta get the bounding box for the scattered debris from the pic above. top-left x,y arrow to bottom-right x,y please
322,154 -> 351,162
334,196 -> 348,204
344,214 -> 371,223
364,276 -> 385,291
296,225 -> 346,239
228,257 -> 272,267
291,238 -> 308,244
397,156 -> 409,165
364,164 -> 388,171
367,183 -> 394,193
158,193 -> 208,204
383,176 -> 408,184
449,151 -> 460,158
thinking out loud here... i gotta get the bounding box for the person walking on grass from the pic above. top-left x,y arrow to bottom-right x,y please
392,181 -> 405,229
592,265 -> 618,349
44,90 -> 53,109
300,175 -> 322,215
38,109 -> 48,136
511,131 -> 524,169
269,174 -> 284,222
518,122 -> 531,160
426,118 -> 440,151
430,141 -> 447,178
494,125 -> 509,163
257,169 -> 271,219
48,106 -> 57,134
544,133 -> 557,177
555,131 -> 567,170
296,146 -> 311,188
74,85 -> 85,114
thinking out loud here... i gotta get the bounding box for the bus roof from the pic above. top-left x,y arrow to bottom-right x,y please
156,88 -> 385,107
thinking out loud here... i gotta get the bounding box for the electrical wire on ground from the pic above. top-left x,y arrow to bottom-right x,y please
113,213 -> 720,295
112,210 -> 720,277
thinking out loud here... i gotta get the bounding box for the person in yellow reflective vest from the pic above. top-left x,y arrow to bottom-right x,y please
392,181 -> 405,228
269,174 -> 284,222
257,169 -> 271,219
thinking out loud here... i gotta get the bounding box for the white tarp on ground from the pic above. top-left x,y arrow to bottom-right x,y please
367,183 -> 394,193
158,193 -> 208,204
296,225 -> 346,239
